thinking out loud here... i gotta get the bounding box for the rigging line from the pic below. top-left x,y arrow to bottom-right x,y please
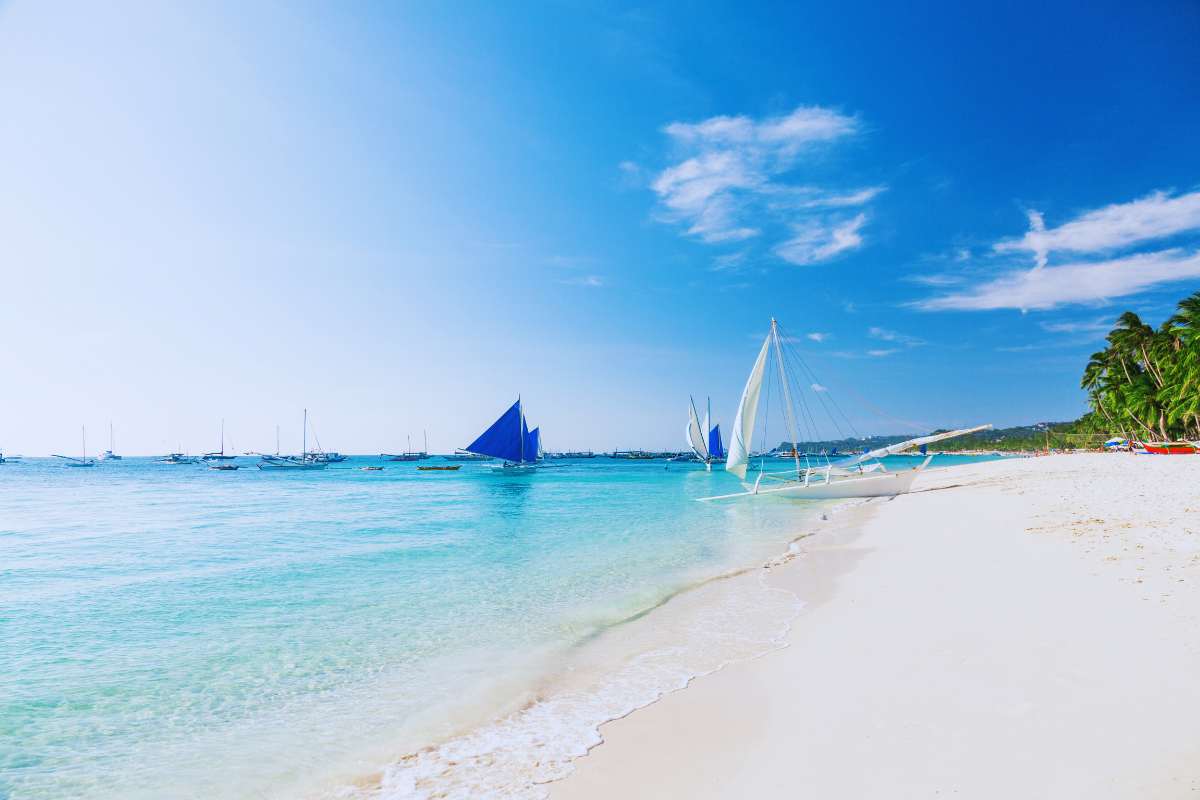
775,325 -> 844,444
774,324 -> 858,441
770,322 -> 804,478
838,383 -> 937,433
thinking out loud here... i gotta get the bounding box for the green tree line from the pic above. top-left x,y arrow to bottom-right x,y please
1080,290 -> 1200,442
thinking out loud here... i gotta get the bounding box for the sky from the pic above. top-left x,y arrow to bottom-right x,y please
1,0 -> 1198,455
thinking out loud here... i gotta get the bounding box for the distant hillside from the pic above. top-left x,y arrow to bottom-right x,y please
778,421 -> 1093,454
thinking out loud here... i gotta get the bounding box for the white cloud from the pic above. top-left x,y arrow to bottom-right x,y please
648,106 -> 879,260
867,326 -> 924,346
811,382 -> 829,392
867,348 -> 898,357
561,274 -> 605,288
806,332 -> 830,342
915,248 -> 1200,311
995,190 -> 1200,260
775,213 -> 867,265
1038,317 -> 1113,335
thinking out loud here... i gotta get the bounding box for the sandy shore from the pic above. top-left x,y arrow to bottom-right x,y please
552,454 -> 1200,798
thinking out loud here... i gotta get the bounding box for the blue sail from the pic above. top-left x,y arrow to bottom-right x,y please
708,424 -> 725,459
525,427 -> 540,462
465,400 -> 525,462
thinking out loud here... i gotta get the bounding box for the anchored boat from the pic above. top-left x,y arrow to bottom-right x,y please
702,318 -> 989,501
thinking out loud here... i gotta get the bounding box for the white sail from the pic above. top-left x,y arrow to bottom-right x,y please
836,424 -> 993,467
687,397 -> 709,459
726,332 -> 772,479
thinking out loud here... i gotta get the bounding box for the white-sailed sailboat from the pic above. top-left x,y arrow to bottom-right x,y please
686,396 -> 725,470
257,410 -> 327,470
54,426 -> 96,467
465,398 -> 541,472
703,318 -> 990,501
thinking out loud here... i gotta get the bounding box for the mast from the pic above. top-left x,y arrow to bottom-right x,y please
303,409 -> 307,460
220,419 -> 225,456
82,426 -> 86,459
770,319 -> 803,478
424,429 -> 428,455
519,397 -> 525,463
275,425 -> 280,456
109,422 -> 114,452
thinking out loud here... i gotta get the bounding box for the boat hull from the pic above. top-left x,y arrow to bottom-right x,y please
1138,443 -> 1197,455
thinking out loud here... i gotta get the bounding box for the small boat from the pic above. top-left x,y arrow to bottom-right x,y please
54,427 -> 97,467
383,432 -> 428,461
464,398 -> 542,472
99,422 -> 122,460
1135,441 -> 1197,455
209,463 -> 240,471
306,451 -> 347,463
257,410 -> 328,470
442,449 -> 493,462
417,465 -> 461,471
159,453 -> 201,464
202,420 -> 237,461
686,396 -> 725,471
360,465 -> 384,471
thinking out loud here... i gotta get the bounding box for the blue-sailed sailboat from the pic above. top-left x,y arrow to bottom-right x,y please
686,396 -> 724,471
465,398 -> 542,472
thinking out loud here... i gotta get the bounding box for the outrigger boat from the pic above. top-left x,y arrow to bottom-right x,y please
257,410 -> 327,470
1134,441 -> 1197,455
701,319 -> 990,501
442,449 -> 493,462
417,465 -> 461,471
464,398 -> 541,473
54,427 -> 96,467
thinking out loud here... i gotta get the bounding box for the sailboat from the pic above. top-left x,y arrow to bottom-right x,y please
686,396 -> 725,470
382,431 -> 428,461
464,398 -> 541,472
258,410 -> 327,470
54,426 -> 96,467
701,319 -> 990,501
202,420 -> 237,461
99,422 -> 122,460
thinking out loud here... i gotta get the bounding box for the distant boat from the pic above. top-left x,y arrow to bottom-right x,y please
360,465 -> 384,471
0,449 -> 19,464
546,450 -> 596,459
306,451 -> 347,463
609,450 -> 658,460
258,410 -> 327,470
383,432 -> 428,461
99,422 -> 122,461
209,463 -> 239,471
465,398 -> 541,472
202,420 -> 237,461
441,449 -> 492,462
159,453 -> 200,465
53,426 -> 96,467
418,465 -> 461,471
686,396 -> 725,471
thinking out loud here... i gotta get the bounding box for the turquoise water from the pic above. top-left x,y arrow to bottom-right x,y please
0,454 -> 999,799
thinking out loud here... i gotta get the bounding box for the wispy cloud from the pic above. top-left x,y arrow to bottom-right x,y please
918,188 -> 1200,312
867,326 -> 924,346
916,248 -> 1200,311
561,274 -> 605,288
995,189 -> 1200,259
646,106 -> 881,264
806,331 -> 830,342
1039,317 -> 1113,335
811,382 -> 829,392
775,213 -> 867,265
866,348 -> 899,357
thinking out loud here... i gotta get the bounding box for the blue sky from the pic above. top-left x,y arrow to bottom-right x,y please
1,1 -> 1198,454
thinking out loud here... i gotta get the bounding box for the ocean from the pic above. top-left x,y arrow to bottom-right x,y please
0,453 -> 1000,798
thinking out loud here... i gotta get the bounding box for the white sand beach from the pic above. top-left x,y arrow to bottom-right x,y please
552,454 -> 1200,798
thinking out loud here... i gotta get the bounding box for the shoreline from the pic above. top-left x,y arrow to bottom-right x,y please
551,454 -> 1200,798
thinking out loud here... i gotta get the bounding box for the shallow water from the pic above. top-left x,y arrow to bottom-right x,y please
0,454 -> 1000,798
